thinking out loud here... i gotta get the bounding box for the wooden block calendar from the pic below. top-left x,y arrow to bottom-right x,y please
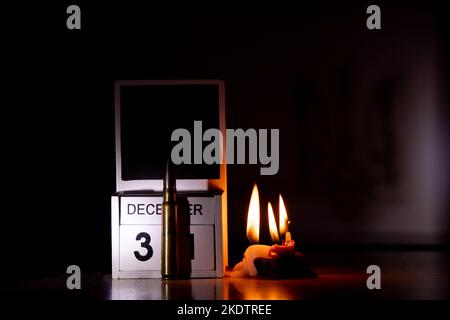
112,190 -> 224,278
112,80 -> 228,278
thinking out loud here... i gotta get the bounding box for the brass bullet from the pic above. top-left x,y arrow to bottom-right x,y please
161,160 -> 191,279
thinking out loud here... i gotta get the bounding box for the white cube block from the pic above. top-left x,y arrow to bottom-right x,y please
190,225 -> 215,270
119,225 -> 161,271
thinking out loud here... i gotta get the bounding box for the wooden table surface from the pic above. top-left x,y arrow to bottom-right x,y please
6,250 -> 449,300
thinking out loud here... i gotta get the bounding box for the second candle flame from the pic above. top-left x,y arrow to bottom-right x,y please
279,194 -> 289,237
268,202 -> 280,243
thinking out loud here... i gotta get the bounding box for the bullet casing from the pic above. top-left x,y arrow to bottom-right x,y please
162,203 -> 178,277
161,161 -> 190,278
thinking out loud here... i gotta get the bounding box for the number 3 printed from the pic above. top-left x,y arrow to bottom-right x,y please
134,232 -> 153,261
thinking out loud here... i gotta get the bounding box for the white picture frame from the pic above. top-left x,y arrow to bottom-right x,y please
114,79 -> 227,192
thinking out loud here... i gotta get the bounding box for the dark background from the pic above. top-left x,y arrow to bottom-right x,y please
1,0 -> 449,282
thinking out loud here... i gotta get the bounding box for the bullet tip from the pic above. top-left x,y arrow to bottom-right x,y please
164,159 -> 176,191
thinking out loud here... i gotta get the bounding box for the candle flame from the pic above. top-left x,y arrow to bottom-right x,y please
246,184 -> 260,243
268,202 -> 280,243
279,194 -> 289,236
